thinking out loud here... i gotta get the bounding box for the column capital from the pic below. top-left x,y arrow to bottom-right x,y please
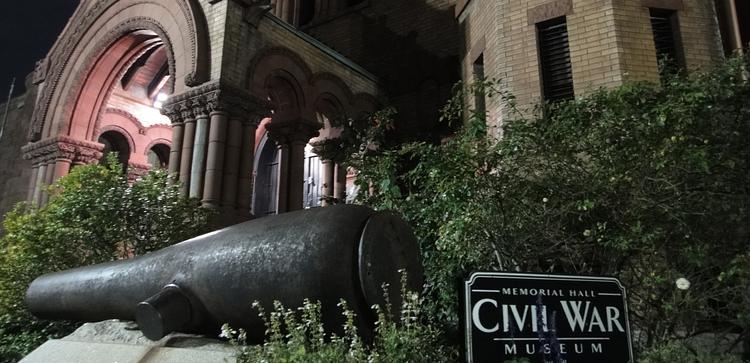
22,136 -> 104,166
266,118 -> 322,145
310,137 -> 346,162
161,80 -> 273,122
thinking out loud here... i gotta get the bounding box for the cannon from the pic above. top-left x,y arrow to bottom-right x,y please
25,205 -> 423,341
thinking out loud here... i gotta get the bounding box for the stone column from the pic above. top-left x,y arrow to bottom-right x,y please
235,118 -> 260,216
220,116 -> 244,210
320,159 -> 335,206
179,110 -> 197,196
310,137 -> 344,207
334,163 -> 347,203
40,160 -> 56,205
167,120 -> 184,180
274,0 -> 284,18
726,0 -> 744,52
315,0 -> 327,18
53,158 -> 72,182
275,143 -> 290,214
50,142 -> 75,183
202,110 -> 229,208
27,164 -> 40,201
190,109 -> 210,198
287,137 -> 308,211
32,162 -> 47,206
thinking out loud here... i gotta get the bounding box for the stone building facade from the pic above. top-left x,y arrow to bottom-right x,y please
0,0 -> 746,227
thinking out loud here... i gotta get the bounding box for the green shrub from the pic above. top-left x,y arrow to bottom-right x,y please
638,341 -> 744,363
0,157 -> 214,362
343,56 -> 750,352
226,275 -> 457,363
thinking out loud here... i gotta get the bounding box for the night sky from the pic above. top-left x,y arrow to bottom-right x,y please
0,1 -> 79,97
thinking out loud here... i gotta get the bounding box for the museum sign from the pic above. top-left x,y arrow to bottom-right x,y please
463,272 -> 633,363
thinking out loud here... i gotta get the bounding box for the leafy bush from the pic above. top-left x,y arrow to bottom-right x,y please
344,56 -> 750,354
225,275 -> 456,363
0,157 -> 214,362
638,341 -> 744,363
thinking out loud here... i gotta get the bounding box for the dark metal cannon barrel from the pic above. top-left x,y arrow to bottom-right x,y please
25,205 -> 423,341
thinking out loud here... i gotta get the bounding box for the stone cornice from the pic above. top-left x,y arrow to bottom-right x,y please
22,136 -> 104,165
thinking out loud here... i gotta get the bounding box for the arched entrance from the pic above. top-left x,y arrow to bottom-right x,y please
253,135 -> 280,216
23,0 -> 209,205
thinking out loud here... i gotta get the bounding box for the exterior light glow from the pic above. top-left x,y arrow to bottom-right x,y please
153,93 -> 168,109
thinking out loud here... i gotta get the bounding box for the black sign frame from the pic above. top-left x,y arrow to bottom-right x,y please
463,272 -> 634,363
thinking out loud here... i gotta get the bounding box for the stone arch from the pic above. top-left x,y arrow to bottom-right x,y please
144,138 -> 173,153
247,47 -> 315,117
312,93 -> 346,140
310,72 -> 355,108
351,93 -> 380,114
101,108 -> 145,136
98,128 -> 133,166
145,139 -> 172,169
265,71 -> 306,115
314,94 -> 345,125
51,20 -> 173,141
98,125 -> 136,156
31,0 -> 210,142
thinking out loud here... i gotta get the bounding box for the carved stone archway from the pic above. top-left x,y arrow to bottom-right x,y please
23,0 -> 211,206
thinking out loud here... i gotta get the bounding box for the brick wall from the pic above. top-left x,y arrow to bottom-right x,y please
459,0 -> 724,130
201,0 -> 230,82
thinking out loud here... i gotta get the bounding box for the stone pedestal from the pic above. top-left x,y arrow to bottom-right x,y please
21,320 -> 236,363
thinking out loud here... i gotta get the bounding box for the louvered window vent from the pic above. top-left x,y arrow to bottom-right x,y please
538,17 -> 574,102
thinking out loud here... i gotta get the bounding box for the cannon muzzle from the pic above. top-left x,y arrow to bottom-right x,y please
25,205 -> 423,341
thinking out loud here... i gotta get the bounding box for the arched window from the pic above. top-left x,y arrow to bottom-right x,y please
253,136 -> 280,216
147,144 -> 170,169
98,131 -> 131,167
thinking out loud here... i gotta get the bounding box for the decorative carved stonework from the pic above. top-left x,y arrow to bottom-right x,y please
32,59 -> 48,85
161,81 -> 273,123
22,136 -> 104,166
310,138 -> 346,162
266,118 -> 322,145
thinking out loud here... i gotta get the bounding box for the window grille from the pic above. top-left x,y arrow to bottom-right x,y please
649,8 -> 683,74
537,17 -> 574,102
